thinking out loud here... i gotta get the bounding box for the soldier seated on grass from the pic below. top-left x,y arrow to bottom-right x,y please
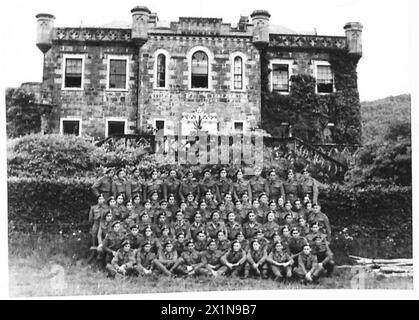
153,240 -> 180,277
202,239 -> 223,277
266,241 -> 294,281
293,244 -> 323,284
106,240 -> 138,279
135,240 -> 156,277
218,240 -> 247,277
244,239 -> 268,279
174,240 -> 208,277
310,235 -> 335,277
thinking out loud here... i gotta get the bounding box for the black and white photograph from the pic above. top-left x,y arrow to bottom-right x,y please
1,0 -> 416,299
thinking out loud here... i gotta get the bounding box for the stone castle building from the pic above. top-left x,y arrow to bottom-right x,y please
33,6 -> 362,140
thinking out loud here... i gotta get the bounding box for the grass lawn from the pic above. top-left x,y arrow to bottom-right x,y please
8,231 -> 413,297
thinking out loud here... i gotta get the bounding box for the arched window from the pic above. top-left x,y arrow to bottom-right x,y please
191,51 -> 208,88
233,56 -> 243,90
156,54 -> 166,88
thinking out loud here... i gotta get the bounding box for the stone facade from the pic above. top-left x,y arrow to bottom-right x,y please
31,7 -> 362,140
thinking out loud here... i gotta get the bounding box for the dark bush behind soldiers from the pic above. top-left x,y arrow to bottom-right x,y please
265,169 -> 285,202
179,170 -> 200,202
126,168 -> 145,201
92,167 -> 114,201
106,240 -> 137,278
300,168 -> 319,203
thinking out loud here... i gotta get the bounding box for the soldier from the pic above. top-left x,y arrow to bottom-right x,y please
92,167 -> 114,201
306,222 -> 328,246
277,197 -> 286,217
112,168 -> 128,199
135,240 -> 156,276
241,192 -> 252,211
199,168 -> 216,200
179,169 -> 200,202
190,212 -> 206,241
184,192 -> 198,223
242,211 -> 262,240
194,230 -> 208,252
223,192 -> 235,214
254,229 -> 270,252
282,200 -> 299,222
232,169 -> 252,202
202,239 -> 223,277
163,169 -> 181,202
265,169 -> 285,202
149,190 -> 161,215
166,194 -> 179,220
251,198 -> 265,224
233,200 -> 246,224
138,211 -> 152,236
225,212 -> 242,241
282,212 -> 297,231
153,240 -> 179,277
267,200 -> 281,224
267,231 -> 282,254
262,211 -> 280,240
236,231 -> 250,252
206,211 -> 227,239
300,168 -> 319,204
132,193 -> 144,215
175,240 -> 208,277
154,199 -> 172,224
215,230 -> 231,254
310,235 -> 335,276
217,201 -> 228,222
122,200 -> 139,232
145,169 -> 164,201
173,231 -> 187,256
106,240 -> 137,278
204,189 -> 218,211
245,239 -> 268,279
288,227 -> 309,267
293,244 -> 323,283
124,224 -> 143,250
114,194 -> 128,221
214,168 -> 233,203
293,199 -> 305,218
283,169 -> 301,204
157,226 -> 174,252
153,212 -> 172,238
280,225 -> 292,253
171,210 -> 191,239
248,167 -> 268,203
97,211 -> 114,252
266,241 -> 294,281
102,220 -> 125,265
198,200 -> 212,222
219,240 -> 247,277
126,167 -> 144,201
140,225 -> 160,254
308,203 -> 332,242
88,194 -> 109,247
297,216 -> 310,237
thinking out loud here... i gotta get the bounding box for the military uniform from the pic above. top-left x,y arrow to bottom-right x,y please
163,176 -> 181,201
125,232 -> 143,250
92,176 -> 113,201
249,175 -> 268,201
300,176 -> 319,203
106,245 -> 137,278
214,178 -> 233,203
112,177 -> 128,199
206,221 -> 227,239
123,213 -> 139,231
145,178 -> 164,200
171,220 -> 191,239
97,220 -> 113,247
308,211 -> 332,242
126,177 -> 145,201
154,245 -> 179,276
139,236 -> 159,254
176,247 -> 208,276
89,203 -> 109,245
113,204 -> 128,221
219,248 -> 247,276
166,203 -> 180,220
135,247 -> 157,275
245,247 -> 268,278
232,179 -> 252,202
293,251 -> 322,281
153,223 -> 173,238
184,200 -> 198,223
266,248 -> 293,279
262,221 -> 280,240
199,178 -> 217,200
216,239 -> 231,254
179,178 -> 200,202
242,221 -> 262,239
266,178 -> 285,202
283,178 -> 301,204
226,221 -> 242,241
310,238 -> 335,276
288,236 -> 309,266
194,239 -> 208,252
102,230 -> 126,263
190,222 -> 206,241
253,206 -> 266,224
202,248 -> 223,271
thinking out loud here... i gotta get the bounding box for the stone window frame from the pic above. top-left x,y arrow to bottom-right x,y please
187,46 -> 214,91
62,54 -> 85,91
313,60 -> 335,95
59,117 -> 82,136
106,55 -> 130,92
153,118 -> 167,135
269,59 -> 293,94
105,117 -> 127,137
153,49 -> 170,90
230,52 -> 247,92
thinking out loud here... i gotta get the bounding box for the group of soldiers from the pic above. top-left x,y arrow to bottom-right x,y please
89,166 -> 334,283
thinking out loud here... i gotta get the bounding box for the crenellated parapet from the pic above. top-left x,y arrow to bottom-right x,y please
269,34 -> 347,51
53,27 -> 132,42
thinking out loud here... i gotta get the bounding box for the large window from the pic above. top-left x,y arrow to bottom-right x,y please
272,64 -> 289,92
106,119 -> 126,137
316,63 -> 334,93
64,58 -> 83,89
108,59 -> 128,90
233,56 -> 243,90
191,51 -> 209,89
156,54 -> 166,88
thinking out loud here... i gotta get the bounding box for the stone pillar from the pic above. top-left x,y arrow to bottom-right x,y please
36,13 -> 55,53
344,22 -> 363,57
131,6 -> 151,44
250,10 -> 271,48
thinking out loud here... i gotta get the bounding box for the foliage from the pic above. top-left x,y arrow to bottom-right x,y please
6,87 -> 51,138
261,50 -> 362,145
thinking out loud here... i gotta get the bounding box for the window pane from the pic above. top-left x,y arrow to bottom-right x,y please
109,59 -> 127,89
317,65 -> 333,93
62,120 -> 80,136
234,122 -> 244,132
272,64 -> 289,92
65,58 -> 82,88
234,57 -> 243,90
157,54 -> 166,88
191,51 -> 208,88
108,121 -> 125,136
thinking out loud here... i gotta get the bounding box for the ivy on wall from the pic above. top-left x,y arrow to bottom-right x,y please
261,49 -> 362,145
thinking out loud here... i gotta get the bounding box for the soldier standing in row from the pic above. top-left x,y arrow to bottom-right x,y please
283,169 -> 301,204
126,168 -> 144,201
249,167 -> 268,202
145,169 -> 164,201
179,170 -> 200,202
112,168 -> 128,199
92,167 -> 114,201
232,169 -> 252,202
266,169 -> 285,202
199,169 -> 216,198
300,168 -> 319,204
214,168 -> 233,203
163,169 -> 181,202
